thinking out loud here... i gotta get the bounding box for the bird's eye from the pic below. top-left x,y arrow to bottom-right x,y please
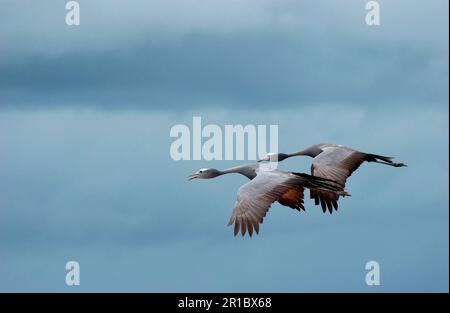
199,170 -> 203,173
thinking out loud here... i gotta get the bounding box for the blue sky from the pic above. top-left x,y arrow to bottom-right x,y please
0,0 -> 448,292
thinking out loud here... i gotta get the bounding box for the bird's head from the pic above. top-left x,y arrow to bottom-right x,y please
188,168 -> 221,180
258,152 -> 289,163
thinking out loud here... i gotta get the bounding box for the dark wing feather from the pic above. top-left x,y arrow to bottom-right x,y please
277,187 -> 305,211
310,147 -> 366,213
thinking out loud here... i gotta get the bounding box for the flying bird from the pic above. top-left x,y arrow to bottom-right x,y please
258,143 -> 406,213
188,164 -> 347,237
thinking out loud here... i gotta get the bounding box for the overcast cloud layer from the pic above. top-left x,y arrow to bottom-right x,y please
0,0 -> 448,109
0,0 -> 448,292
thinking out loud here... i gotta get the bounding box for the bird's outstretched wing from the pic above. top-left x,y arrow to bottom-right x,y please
310,146 -> 365,213
227,171 -> 298,237
227,170 -> 323,237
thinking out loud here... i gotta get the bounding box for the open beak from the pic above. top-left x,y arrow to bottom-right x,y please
187,173 -> 199,181
258,156 -> 270,162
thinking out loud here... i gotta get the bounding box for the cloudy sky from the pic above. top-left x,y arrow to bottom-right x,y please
0,0 -> 448,292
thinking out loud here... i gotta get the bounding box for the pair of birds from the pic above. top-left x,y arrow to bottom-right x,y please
188,143 -> 406,237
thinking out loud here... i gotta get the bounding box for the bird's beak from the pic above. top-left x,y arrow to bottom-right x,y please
258,156 -> 270,162
187,173 -> 199,181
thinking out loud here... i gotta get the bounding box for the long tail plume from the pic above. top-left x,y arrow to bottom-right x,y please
365,154 -> 407,167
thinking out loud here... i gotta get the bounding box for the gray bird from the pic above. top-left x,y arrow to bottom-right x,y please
258,143 -> 407,213
188,163 -> 348,237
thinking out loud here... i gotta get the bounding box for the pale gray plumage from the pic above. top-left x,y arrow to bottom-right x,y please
259,143 -> 407,213
188,164 -> 346,237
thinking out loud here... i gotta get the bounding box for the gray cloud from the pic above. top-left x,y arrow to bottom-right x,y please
0,0 -> 448,109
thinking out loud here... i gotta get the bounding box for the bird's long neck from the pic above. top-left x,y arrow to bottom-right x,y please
218,165 -> 257,180
288,145 -> 323,158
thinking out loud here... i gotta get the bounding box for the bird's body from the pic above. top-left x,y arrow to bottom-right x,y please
259,143 -> 406,213
188,164 -> 347,237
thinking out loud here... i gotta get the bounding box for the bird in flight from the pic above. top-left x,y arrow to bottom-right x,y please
188,164 -> 347,237
258,143 -> 407,213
